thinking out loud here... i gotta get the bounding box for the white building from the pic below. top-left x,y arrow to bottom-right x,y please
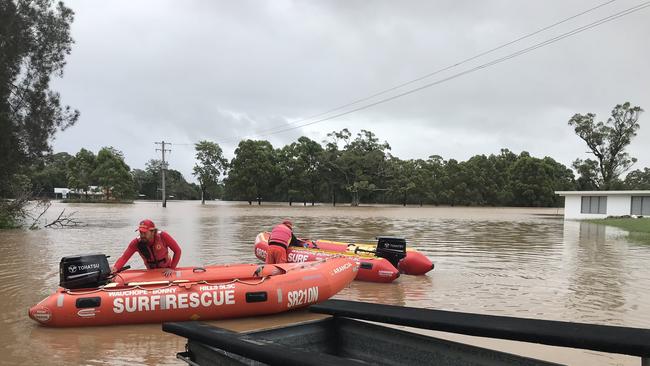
555,190 -> 650,219
53,186 -> 105,199
54,188 -> 71,199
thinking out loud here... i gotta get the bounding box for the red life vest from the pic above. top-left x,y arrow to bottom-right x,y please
269,224 -> 292,248
136,231 -> 171,269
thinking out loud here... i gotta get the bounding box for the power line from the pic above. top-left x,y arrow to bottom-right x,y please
219,1 -> 650,142
218,0 -> 621,143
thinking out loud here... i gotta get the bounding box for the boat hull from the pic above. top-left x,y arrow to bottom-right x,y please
267,234 -> 434,275
29,257 -> 357,327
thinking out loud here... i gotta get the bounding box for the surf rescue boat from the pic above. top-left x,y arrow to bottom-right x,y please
29,254 -> 357,327
254,232 -> 403,283
313,237 -> 434,275
255,232 -> 433,278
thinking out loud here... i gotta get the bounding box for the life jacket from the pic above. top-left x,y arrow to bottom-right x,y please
136,231 -> 171,269
268,224 -> 292,248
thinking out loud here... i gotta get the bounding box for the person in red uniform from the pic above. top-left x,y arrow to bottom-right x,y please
112,219 -> 182,277
265,220 -> 305,264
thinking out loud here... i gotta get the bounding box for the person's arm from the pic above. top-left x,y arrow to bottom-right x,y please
289,233 -> 306,247
161,231 -> 182,268
113,239 -> 138,271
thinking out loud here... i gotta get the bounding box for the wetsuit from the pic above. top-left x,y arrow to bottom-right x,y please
114,231 -> 181,270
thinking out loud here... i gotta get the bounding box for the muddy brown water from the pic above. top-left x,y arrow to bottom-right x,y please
1,201 -> 649,365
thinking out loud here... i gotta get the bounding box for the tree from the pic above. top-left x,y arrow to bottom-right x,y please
224,140 -> 278,204
339,130 -> 391,206
132,160 -> 164,199
508,155 -> 574,207
385,158 -> 418,206
165,169 -> 200,200
92,147 -> 135,200
624,168 -> 650,190
131,168 -> 150,199
67,148 -> 97,199
0,0 -> 79,198
281,136 -> 324,205
460,155 -> 502,206
29,152 -> 73,195
321,130 -> 351,206
440,159 -> 474,206
422,155 -> 446,205
568,102 -> 643,189
138,159 -> 199,200
193,140 -> 227,204
571,158 -> 600,191
276,144 -> 300,205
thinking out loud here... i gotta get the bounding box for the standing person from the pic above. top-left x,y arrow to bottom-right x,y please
112,219 -> 182,277
266,220 -> 304,264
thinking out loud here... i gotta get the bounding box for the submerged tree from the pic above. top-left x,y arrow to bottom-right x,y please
67,148 -> 97,199
568,102 -> 643,190
193,140 -> 227,204
92,147 -> 135,200
224,140 -> 278,204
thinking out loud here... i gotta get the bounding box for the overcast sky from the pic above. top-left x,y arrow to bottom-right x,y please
51,0 -> 650,183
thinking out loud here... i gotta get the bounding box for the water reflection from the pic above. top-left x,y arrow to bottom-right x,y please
27,325 -> 184,365
562,222 -> 632,325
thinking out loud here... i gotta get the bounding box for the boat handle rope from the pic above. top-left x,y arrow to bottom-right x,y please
65,277 -> 270,295
63,255 -> 346,295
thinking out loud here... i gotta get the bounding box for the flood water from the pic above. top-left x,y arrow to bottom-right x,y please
2,201 -> 649,365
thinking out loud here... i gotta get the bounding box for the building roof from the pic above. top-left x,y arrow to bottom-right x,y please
555,190 -> 650,196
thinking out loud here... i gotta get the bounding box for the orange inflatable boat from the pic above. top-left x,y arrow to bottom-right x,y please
307,237 -> 434,276
29,254 -> 357,327
254,232 -> 401,283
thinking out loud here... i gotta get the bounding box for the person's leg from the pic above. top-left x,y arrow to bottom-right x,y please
278,248 -> 287,263
265,247 -> 275,264
266,246 -> 280,264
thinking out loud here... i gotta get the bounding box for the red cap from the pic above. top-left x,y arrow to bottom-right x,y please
282,220 -> 293,229
137,219 -> 156,232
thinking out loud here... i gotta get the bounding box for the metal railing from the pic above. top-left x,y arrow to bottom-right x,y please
310,299 -> 650,366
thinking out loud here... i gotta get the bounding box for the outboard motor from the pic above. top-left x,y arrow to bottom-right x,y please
59,254 -> 111,289
375,237 -> 407,269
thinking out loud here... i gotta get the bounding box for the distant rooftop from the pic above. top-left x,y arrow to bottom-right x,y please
555,190 -> 650,196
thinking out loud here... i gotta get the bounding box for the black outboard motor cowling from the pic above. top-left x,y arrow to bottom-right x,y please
59,254 -> 111,289
375,237 -> 407,269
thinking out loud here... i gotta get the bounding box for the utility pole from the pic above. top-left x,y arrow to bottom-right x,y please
155,141 -> 171,208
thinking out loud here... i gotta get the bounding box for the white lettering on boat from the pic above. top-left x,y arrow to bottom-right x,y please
255,248 -> 267,259
112,290 -> 236,313
378,270 -> 396,277
287,253 -> 309,262
332,262 -> 352,274
33,308 -> 52,322
77,308 -> 96,317
152,287 -> 177,295
198,283 -> 235,291
108,289 -> 149,297
287,286 -> 319,308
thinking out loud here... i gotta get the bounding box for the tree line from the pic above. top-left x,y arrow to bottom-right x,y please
221,126 -> 649,207
16,125 -> 650,209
